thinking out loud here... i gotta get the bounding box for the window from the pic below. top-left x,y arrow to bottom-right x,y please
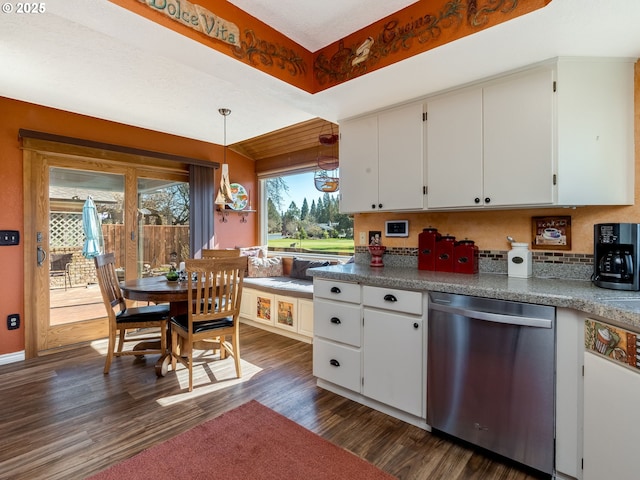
260,172 -> 353,256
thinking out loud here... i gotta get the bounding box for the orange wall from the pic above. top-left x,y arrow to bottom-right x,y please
355,62 -> 640,253
0,96 -> 256,355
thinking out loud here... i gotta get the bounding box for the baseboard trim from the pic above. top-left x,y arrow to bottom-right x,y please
316,378 -> 429,431
0,350 -> 25,366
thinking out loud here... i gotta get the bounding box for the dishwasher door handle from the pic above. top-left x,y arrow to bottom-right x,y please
429,302 -> 552,328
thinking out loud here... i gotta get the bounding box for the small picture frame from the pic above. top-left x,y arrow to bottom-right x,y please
277,299 -> 295,327
531,216 -> 571,250
256,296 -> 272,321
368,230 -> 382,245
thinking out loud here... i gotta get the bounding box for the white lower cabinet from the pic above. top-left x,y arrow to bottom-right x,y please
313,337 -> 361,392
313,280 -> 362,392
583,351 -> 640,480
240,288 -> 314,342
363,307 -> 424,417
313,281 -> 426,423
314,298 -> 361,347
298,299 -> 314,337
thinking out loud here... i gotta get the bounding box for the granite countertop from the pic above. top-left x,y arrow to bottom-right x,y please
309,264 -> 640,331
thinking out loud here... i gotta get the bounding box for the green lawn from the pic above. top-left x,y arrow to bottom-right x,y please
269,237 -> 354,255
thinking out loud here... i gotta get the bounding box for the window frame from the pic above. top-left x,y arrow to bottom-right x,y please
257,172 -> 353,260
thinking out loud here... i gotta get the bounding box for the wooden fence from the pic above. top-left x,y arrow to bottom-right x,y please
102,224 -> 190,268
50,224 -> 189,288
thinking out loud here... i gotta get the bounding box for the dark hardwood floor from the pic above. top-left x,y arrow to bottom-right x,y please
0,324 -> 547,480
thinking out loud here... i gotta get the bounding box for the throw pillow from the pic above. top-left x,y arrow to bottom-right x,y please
238,245 -> 268,258
290,258 -> 330,281
248,256 -> 283,278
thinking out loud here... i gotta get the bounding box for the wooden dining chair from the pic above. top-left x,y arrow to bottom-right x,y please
201,248 -> 241,258
170,256 -> 247,391
94,253 -> 169,374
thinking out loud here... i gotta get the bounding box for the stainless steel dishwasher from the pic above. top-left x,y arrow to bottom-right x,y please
427,292 -> 556,476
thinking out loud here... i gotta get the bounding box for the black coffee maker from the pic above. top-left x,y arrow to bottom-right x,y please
594,223 -> 640,291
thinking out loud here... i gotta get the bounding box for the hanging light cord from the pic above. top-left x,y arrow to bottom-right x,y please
219,108 -> 231,164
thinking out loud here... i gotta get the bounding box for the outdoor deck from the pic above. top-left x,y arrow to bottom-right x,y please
50,284 -> 108,326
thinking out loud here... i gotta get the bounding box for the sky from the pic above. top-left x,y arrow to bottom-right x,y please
277,171 -> 339,212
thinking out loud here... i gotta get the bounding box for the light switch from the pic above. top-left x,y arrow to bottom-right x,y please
0,230 -> 19,246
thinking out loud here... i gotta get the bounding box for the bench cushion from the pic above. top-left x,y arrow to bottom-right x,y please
243,276 -> 313,299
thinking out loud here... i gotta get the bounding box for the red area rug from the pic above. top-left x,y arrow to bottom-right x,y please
87,400 -> 395,480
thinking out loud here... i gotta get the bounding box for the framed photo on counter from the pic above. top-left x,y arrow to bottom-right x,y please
531,216 -> 571,250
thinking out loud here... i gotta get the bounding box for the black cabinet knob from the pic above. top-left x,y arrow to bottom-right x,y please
378,203 -> 383,208
330,317 -> 341,324
485,197 -> 491,204
330,286 -> 341,294
413,322 -> 419,329
383,294 -> 397,302
330,359 -> 340,367
474,197 -> 480,204
371,204 -> 376,209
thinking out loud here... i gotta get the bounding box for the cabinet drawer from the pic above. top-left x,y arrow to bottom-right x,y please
314,298 -> 361,347
314,279 -> 360,303
362,285 -> 422,315
313,337 -> 361,392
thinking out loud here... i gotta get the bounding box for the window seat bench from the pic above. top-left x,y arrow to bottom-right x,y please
239,255 -> 343,343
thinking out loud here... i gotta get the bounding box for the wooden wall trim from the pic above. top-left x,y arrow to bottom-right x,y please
18,129 -> 219,169
255,146 -> 321,177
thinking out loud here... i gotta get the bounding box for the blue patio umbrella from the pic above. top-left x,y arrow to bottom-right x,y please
82,196 -> 104,259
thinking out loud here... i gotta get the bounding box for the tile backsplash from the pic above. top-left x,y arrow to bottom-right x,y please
354,246 -> 594,281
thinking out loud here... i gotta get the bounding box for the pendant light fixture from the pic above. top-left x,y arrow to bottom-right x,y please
215,107 -> 233,206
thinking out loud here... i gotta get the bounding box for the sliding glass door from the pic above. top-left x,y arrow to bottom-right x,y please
137,177 -> 190,279
25,151 -> 189,355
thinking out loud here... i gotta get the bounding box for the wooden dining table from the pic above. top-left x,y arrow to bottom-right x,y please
120,275 -> 214,377
120,275 -> 191,316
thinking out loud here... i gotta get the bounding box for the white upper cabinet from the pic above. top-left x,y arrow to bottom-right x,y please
339,102 -> 425,213
427,58 -> 635,209
483,67 -> 555,207
338,114 -> 379,213
426,65 -> 554,209
426,88 -> 484,209
555,59 -> 635,206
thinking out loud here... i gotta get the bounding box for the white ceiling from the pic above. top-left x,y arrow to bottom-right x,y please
228,0 -> 419,52
1,0 -> 640,147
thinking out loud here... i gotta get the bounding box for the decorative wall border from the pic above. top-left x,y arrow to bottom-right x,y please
114,0 -> 549,93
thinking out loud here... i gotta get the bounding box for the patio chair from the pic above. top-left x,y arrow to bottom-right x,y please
50,253 -> 73,290
94,253 -> 169,374
170,257 -> 246,391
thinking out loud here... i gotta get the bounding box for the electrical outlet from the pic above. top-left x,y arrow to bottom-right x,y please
359,231 -> 366,245
7,314 -> 20,330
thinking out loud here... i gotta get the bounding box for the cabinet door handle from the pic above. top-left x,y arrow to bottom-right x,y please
329,359 -> 340,367
485,197 -> 491,204
474,197 -> 480,204
330,286 -> 341,294
378,203 -> 383,209
330,317 -> 341,325
383,294 -> 397,302
371,204 -> 376,209
413,322 -> 420,329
